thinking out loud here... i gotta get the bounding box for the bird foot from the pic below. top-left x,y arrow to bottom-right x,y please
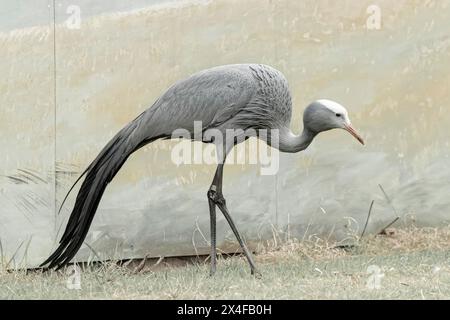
251,268 -> 262,279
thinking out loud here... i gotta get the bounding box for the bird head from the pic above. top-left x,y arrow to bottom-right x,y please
303,99 -> 364,145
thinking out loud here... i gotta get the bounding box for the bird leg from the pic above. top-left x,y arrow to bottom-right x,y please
207,187 -> 217,276
207,165 -> 221,276
207,163 -> 260,277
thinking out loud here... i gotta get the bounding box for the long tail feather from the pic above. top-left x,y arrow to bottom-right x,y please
41,113 -> 167,270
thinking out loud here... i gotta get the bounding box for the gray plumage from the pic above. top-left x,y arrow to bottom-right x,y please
41,64 -> 364,273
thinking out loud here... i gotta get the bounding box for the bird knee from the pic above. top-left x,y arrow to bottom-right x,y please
207,188 -> 226,206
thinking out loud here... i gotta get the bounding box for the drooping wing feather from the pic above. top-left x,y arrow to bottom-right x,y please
138,64 -> 259,137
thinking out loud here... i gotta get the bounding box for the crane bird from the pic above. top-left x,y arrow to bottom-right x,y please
41,64 -> 364,276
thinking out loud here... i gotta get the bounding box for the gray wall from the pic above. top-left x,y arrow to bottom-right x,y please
1,0 -> 450,268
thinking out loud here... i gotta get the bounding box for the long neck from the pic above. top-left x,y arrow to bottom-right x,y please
278,126 -> 316,153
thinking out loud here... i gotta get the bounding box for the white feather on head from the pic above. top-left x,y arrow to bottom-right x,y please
316,99 -> 348,116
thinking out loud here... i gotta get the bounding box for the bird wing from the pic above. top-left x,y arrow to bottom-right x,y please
207,102 -> 244,129
139,65 -> 258,137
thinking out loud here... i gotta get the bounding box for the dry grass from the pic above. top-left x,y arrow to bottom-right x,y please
1,226 -> 450,299
258,225 -> 450,262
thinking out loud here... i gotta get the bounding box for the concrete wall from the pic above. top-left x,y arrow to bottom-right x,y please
1,0 -> 449,268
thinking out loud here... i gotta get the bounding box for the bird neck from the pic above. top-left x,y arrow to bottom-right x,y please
278,127 -> 316,153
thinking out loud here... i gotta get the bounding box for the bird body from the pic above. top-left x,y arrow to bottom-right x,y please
120,64 -> 294,154
41,64 -> 364,273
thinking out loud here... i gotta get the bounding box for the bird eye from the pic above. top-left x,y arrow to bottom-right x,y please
336,113 -> 341,117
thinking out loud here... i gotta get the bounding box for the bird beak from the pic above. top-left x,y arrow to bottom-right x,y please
344,124 -> 365,145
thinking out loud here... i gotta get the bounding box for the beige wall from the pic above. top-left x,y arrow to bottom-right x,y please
1,0 -> 449,267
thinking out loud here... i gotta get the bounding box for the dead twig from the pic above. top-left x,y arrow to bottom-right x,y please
378,217 -> 400,235
85,242 -> 103,265
0,238 -> 5,269
360,200 -> 375,239
378,184 -> 400,235
154,256 -> 165,267
133,254 -> 151,274
5,240 -> 25,270
378,184 -> 398,215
